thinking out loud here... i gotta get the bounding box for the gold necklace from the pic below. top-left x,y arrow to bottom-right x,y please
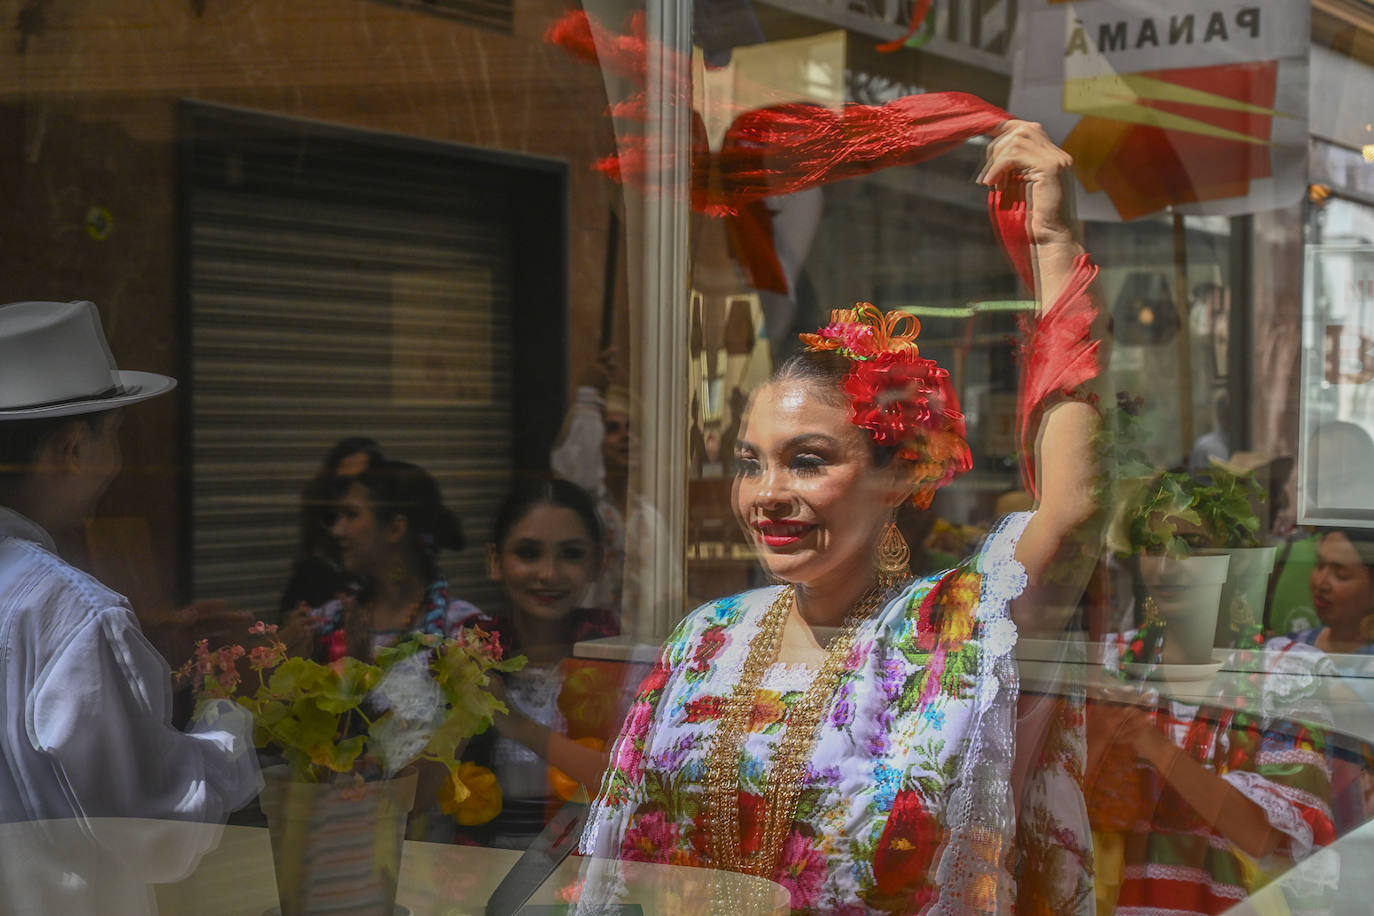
705,580 -> 896,877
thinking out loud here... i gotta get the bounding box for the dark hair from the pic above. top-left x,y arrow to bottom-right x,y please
766,350 -> 901,467
492,477 -> 604,550
1317,527 -> 1374,572
0,412 -> 110,503
322,437 -> 384,475
351,460 -> 465,568
295,437 -> 387,562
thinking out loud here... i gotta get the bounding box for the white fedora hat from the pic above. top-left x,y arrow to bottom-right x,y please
0,301 -> 176,420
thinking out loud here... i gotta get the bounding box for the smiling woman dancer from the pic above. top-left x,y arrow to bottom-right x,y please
577,122 -> 1105,914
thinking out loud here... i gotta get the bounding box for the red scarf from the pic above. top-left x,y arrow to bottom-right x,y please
549,11 -> 1101,494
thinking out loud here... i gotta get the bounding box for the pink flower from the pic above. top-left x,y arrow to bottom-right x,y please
209,645 -> 245,694
819,321 -> 875,357
193,639 -> 213,677
773,829 -> 827,909
612,701 -> 653,780
910,645 -> 947,710
612,739 -> 644,783
249,644 -> 283,671
620,809 -> 679,863
846,639 -> 872,670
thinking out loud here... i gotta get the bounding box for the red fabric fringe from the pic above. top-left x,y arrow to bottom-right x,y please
548,9 -> 1103,496
1017,255 -> 1102,496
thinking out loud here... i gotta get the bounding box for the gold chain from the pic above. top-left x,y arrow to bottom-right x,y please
705,580 -> 896,877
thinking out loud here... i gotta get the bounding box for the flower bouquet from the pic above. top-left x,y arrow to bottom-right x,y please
178,622 -> 523,915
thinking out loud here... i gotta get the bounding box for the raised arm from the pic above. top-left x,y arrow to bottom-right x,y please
980,121 -> 1109,628
549,347 -> 617,498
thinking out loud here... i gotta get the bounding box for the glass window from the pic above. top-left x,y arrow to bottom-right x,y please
2,2 -> 1373,914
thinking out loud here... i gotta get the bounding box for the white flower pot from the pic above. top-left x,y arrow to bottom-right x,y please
1202,546 -> 1278,647
1137,553 -> 1231,664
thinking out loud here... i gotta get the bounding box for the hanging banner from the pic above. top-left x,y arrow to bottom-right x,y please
1009,0 -> 1309,221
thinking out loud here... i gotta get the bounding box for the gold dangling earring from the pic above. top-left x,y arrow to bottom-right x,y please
1228,594 -> 1255,634
1142,595 -> 1165,628
876,519 -> 911,589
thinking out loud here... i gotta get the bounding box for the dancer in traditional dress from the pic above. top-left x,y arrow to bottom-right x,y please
579,122 -> 1105,914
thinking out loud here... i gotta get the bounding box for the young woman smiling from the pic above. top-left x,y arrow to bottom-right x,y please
460,478 -> 621,848
578,121 -> 1109,913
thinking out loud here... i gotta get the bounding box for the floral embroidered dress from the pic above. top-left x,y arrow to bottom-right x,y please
308,574 -> 482,661
580,514 -> 1032,914
1089,632 -> 1338,915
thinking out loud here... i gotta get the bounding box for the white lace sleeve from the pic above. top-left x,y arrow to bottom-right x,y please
930,512 -> 1031,915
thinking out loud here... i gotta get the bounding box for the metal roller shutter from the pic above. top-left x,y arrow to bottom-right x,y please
184,106 -> 515,620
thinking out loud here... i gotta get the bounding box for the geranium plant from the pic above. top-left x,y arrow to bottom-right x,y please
1102,392 -> 1265,557
177,622 -> 523,809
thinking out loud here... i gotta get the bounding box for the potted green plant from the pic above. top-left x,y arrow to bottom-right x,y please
1104,399 -> 1269,663
1194,457 -> 1281,648
178,621 -> 523,916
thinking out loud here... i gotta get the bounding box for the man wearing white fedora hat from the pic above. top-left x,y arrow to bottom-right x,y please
0,301 -> 261,826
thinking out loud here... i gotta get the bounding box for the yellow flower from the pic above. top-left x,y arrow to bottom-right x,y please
946,608 -> 974,643
749,691 -> 788,730
441,762 -> 502,826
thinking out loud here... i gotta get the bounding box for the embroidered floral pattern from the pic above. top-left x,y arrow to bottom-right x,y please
580,514 -> 1035,913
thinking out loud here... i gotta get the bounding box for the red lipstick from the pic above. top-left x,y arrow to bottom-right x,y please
755,520 -> 813,547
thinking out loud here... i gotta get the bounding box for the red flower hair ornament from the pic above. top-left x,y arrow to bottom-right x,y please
801,304 -> 972,509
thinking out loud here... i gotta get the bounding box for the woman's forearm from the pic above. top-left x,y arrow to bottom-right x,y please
1015,400 -> 1101,575
1032,236 -> 1087,314
1135,727 -> 1283,861
500,714 -> 610,793
1012,399 -> 1104,637
545,731 -> 611,792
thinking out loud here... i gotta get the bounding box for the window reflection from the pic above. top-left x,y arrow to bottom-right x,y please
2,1 -> 1374,914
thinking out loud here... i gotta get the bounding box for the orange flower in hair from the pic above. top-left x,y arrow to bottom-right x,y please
799,303 -> 921,359
801,304 -> 971,505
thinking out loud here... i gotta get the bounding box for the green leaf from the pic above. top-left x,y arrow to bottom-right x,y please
267,658 -> 326,697
278,697 -> 341,751
425,704 -> 491,761
315,735 -> 365,773
496,655 -> 528,674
